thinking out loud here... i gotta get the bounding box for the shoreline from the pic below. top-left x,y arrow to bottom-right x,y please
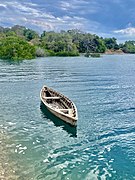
0,131 -> 18,180
0,52 -> 134,61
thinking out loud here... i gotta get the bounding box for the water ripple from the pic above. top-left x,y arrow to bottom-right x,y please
1,56 -> 135,179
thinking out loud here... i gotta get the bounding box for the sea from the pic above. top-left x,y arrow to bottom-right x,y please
0,55 -> 135,180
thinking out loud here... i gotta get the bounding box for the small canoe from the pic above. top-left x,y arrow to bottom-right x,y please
40,85 -> 78,126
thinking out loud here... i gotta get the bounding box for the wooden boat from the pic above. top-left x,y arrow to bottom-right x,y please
40,85 -> 78,126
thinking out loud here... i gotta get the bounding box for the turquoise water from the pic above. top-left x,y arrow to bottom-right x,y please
0,55 -> 135,179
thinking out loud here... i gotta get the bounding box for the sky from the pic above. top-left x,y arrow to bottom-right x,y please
0,0 -> 135,42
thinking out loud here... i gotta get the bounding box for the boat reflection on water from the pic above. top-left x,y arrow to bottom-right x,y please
40,102 -> 77,137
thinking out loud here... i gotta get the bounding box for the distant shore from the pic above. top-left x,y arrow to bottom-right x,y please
1,25 -> 135,60
104,49 -> 125,55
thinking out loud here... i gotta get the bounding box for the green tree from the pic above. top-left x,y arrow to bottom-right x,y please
41,31 -> 79,56
104,38 -> 119,50
24,29 -> 39,41
122,41 -> 135,53
0,37 -> 36,60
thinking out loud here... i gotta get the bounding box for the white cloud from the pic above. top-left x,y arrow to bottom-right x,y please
6,1 -> 40,16
0,3 -> 7,8
114,27 -> 135,36
2,1 -> 56,19
60,0 -> 89,10
0,0 -> 103,34
60,0 -> 100,13
28,19 -> 54,30
60,2 -> 70,10
23,2 -> 38,7
0,1 -> 93,32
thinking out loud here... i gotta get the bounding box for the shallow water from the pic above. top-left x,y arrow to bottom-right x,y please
0,55 -> 135,179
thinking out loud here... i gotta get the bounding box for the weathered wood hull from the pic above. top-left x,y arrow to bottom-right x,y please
40,102 -> 77,137
40,86 -> 78,126
46,104 -> 77,126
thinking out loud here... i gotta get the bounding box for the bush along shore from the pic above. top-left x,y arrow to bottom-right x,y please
0,25 -> 135,60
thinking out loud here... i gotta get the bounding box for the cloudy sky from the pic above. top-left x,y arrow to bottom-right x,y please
0,0 -> 135,42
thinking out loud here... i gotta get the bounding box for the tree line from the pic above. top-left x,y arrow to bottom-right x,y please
0,25 -> 135,60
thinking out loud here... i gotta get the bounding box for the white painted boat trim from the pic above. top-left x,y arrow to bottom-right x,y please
40,85 -> 78,126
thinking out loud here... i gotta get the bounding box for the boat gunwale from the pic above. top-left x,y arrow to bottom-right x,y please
40,85 -> 78,121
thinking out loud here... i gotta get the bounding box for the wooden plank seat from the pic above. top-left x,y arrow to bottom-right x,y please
44,97 -> 61,100
59,108 -> 72,113
59,108 -> 71,111
59,109 -> 73,116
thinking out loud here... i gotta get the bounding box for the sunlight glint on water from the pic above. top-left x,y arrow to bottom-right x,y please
0,55 -> 135,179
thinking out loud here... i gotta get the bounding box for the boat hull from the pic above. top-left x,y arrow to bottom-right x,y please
40,86 -> 78,126
40,102 -> 77,137
41,100 -> 77,126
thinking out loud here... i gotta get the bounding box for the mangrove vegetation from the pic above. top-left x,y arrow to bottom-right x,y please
0,25 -> 135,60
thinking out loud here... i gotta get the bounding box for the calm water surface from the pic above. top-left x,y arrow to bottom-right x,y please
0,55 -> 135,179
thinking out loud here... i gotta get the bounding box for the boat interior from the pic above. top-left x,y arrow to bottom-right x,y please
42,87 -> 76,117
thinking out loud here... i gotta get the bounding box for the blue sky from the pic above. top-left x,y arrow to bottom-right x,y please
0,0 -> 135,42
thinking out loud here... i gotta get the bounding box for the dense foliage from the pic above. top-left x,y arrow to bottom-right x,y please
122,41 -> 135,53
0,36 -> 35,60
0,25 -> 135,60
